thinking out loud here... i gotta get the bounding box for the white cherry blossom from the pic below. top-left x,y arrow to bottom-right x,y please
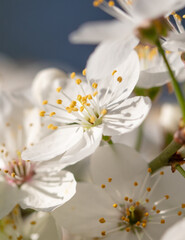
22,51 -> 151,168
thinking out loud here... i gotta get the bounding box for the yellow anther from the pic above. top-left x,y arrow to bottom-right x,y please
93,91 -> 98,97
76,78 -> 82,85
93,0 -> 103,7
72,107 -> 78,112
42,100 -> 48,105
39,111 -> 46,117
129,198 -> 133,203
152,206 -> 156,211
178,211 -> 182,216
80,106 -> 84,112
148,168 -> 152,173
70,101 -> 77,108
161,219 -> 165,224
77,95 -> 82,101
124,196 -> 129,201
113,203 -> 117,208
49,112 -> 56,117
145,212 -> 149,217
47,124 -> 53,129
142,223 -> 147,228
181,204 -> 185,208
121,216 -> 125,221
66,107 -> 72,113
112,70 -> 117,75
70,72 -> 76,79
99,218 -> 106,223
156,209 -> 160,214
56,87 -> 62,92
125,218 -> 130,222
86,103 -> 90,107
87,94 -> 92,100
101,231 -> 106,236
30,221 -> 36,225
134,181 -> 138,186
92,82 -> 98,89
108,0 -> 115,6
165,195 -> 170,199
89,115 -> 96,124
160,171 -> 164,175
101,184 -> 106,188
11,173 -> 15,178
117,76 -> 122,83
145,198 -> 149,203
136,221 -> 140,226
126,227 -> 130,232
101,109 -> 107,116
51,125 -> 58,130
174,14 -> 182,21
165,50 -> 171,54
147,187 -> 151,192
136,201 -> 140,206
82,68 -> 86,76
108,178 -> 112,182
4,170 -> 9,174
56,99 -> 62,104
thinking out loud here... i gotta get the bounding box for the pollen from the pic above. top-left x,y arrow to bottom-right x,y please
39,111 -> 46,117
56,99 -> 62,104
101,109 -> 107,115
112,70 -> 117,75
70,72 -> 76,79
99,218 -> 106,223
76,79 -> 82,85
42,100 -> 48,105
56,87 -> 62,92
113,203 -> 118,208
49,112 -> 56,117
108,1 -> 115,6
117,76 -> 122,83
82,68 -> 86,76
160,219 -> 165,224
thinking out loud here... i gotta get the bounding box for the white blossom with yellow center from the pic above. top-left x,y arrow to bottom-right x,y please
69,0 -> 185,88
22,51 -> 151,168
0,94 -> 76,218
53,144 -> 185,240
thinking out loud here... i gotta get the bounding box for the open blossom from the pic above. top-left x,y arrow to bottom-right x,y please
53,144 -> 185,240
22,51 -> 151,168
70,1 -> 185,88
0,95 -> 76,218
0,206 -> 61,240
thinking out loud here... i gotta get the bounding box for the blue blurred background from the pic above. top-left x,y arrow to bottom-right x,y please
0,0 -> 112,71
0,0 -> 184,72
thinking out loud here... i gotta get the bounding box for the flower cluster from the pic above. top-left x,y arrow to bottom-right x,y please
1,0 -> 185,239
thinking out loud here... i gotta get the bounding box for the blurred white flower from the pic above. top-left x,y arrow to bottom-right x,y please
161,218 -> 185,240
0,95 -> 76,218
70,0 -> 185,88
53,144 -> 185,240
0,208 -> 62,240
22,51 -> 151,168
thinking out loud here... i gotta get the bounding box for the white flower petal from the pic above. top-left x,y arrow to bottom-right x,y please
20,170 -> 76,211
22,126 -> 83,161
69,20 -> 130,44
161,218 -> 185,240
86,36 -> 138,82
53,182 -> 117,237
104,96 -> 151,135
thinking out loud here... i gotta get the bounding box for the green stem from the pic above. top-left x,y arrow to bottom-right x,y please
102,135 -> 113,145
156,39 -> 185,122
149,140 -> 182,173
176,165 -> 185,178
135,124 -> 143,152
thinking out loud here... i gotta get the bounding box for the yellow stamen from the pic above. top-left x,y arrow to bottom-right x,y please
101,231 -> 106,236
76,79 -> 82,85
70,101 -> 77,108
178,211 -> 182,216
47,124 -> 54,129
93,91 -> 98,97
113,203 -> 117,208
30,221 -> 36,225
42,100 -> 48,105
92,82 -> 98,89
39,111 -> 46,117
101,109 -> 107,115
87,94 -> 92,100
165,195 -> 170,199
108,0 -> 115,6
147,187 -> 151,192
56,99 -> 62,104
160,171 -> 164,175
161,219 -> 165,224
101,184 -> 106,188
11,173 -> 16,178
51,125 -> 58,130
108,178 -> 112,182
70,72 -> 76,79
49,112 -> 56,117
126,227 -> 130,232
124,196 -> 129,201
77,95 -> 82,101
112,70 -> 117,75
174,14 -> 182,21
99,218 -> 106,223
145,198 -> 149,203
82,68 -> 86,76
89,115 -> 96,124
148,168 -> 152,173
134,181 -> 138,186
145,212 -> 149,217
56,87 -> 62,92
117,76 -> 122,83
80,106 -> 84,112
